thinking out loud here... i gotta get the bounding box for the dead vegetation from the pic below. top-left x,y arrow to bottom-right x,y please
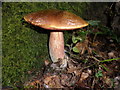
24,21 -> 120,89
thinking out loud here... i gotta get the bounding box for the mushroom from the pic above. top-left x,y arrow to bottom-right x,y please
24,9 -> 88,66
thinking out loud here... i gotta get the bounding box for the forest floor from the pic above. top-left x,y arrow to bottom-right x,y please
23,23 -> 120,89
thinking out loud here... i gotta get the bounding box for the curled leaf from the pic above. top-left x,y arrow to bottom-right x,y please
72,46 -> 79,53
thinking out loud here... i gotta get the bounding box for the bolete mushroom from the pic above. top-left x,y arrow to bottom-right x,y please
24,9 -> 88,65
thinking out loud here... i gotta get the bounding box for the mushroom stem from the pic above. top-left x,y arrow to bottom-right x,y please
49,31 -> 65,62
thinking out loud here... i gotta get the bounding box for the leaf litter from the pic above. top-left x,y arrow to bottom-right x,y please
24,23 -> 120,89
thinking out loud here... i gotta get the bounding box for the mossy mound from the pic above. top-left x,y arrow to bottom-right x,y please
2,2 -> 88,88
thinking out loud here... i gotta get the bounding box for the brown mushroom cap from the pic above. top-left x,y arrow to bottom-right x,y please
24,9 -> 88,30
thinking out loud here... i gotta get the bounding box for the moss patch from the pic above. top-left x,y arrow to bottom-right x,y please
2,2 -> 88,87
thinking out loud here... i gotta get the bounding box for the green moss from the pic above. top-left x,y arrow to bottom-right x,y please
2,2 -> 88,87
